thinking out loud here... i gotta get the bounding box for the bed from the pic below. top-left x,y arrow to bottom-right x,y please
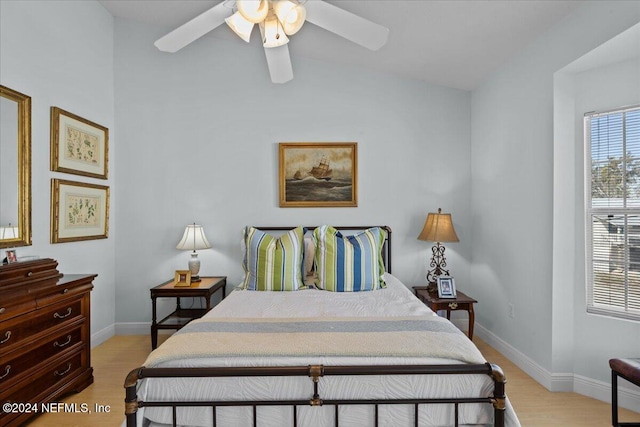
124,226 -> 520,427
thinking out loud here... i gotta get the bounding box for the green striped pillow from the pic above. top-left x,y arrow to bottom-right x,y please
313,225 -> 387,292
242,226 -> 305,291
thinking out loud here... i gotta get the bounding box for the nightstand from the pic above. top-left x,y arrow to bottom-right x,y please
413,286 -> 477,339
150,276 -> 226,349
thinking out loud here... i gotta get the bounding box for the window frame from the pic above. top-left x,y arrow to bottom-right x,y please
584,104 -> 640,322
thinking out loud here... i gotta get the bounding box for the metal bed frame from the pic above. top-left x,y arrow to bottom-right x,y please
124,363 -> 506,427
123,226 -> 508,427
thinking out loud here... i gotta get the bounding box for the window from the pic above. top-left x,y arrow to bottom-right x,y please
586,105 -> 640,321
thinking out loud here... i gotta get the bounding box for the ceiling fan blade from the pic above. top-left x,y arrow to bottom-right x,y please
304,1 -> 389,51
263,45 -> 294,84
154,1 -> 232,53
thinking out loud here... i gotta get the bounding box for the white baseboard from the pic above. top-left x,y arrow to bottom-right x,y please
472,322 -> 570,391
474,322 -> 640,413
574,373 -> 640,413
91,323 -> 115,348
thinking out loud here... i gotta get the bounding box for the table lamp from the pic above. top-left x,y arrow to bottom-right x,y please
176,223 -> 211,282
0,223 -> 19,239
417,208 -> 459,293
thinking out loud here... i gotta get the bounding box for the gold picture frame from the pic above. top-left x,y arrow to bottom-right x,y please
279,142 -> 357,208
174,270 -> 192,287
51,107 -> 109,179
50,179 -> 109,243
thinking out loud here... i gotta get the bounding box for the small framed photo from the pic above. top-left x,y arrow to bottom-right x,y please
174,270 -> 192,287
5,250 -> 17,264
437,276 -> 456,298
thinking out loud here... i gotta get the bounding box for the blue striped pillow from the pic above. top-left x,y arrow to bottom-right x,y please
242,226 -> 305,291
312,225 -> 386,292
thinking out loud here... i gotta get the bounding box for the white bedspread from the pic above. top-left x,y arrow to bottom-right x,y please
131,274 -> 521,427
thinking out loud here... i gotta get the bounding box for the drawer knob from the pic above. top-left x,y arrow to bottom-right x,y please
62,288 -> 69,294
0,365 -> 10,380
0,331 -> 11,345
54,363 -> 72,377
54,335 -> 72,348
448,302 -> 458,310
27,271 -> 33,277
0,308 -> 5,314
53,307 -> 73,319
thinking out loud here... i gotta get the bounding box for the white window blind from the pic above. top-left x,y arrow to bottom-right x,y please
586,105 -> 640,321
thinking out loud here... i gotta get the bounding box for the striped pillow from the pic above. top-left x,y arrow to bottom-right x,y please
242,226 -> 305,291
313,225 -> 387,292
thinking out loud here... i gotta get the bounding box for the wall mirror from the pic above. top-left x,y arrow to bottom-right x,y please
0,85 -> 32,249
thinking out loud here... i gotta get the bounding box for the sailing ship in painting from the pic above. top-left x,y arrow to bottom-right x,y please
294,157 -> 332,181
308,157 -> 332,180
293,157 -> 333,181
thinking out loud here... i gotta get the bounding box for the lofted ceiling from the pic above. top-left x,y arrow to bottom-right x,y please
99,0 -> 583,90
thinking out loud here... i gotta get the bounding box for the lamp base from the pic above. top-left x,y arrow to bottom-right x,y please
426,282 -> 438,294
188,252 -> 202,282
425,242 -> 451,295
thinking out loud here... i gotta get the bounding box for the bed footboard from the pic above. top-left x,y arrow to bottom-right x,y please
124,362 -> 507,427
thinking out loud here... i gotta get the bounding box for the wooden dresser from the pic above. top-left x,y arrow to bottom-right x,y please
0,258 -> 95,427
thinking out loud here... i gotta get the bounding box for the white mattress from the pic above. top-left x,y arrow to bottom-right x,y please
130,274 -> 521,427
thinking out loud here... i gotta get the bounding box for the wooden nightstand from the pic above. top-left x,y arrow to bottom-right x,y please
150,276 -> 226,349
413,286 -> 477,339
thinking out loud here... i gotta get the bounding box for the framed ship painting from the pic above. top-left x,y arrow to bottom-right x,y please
279,142 -> 357,208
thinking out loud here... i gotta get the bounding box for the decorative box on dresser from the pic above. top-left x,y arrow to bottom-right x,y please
0,258 -> 95,427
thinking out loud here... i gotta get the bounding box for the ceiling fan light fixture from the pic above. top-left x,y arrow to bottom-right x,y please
260,11 -> 289,48
274,0 -> 306,35
236,0 -> 269,24
225,11 -> 254,43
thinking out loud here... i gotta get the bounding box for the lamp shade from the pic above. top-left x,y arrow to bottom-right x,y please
0,225 -> 19,240
236,0 -> 269,24
176,224 -> 212,251
274,0 -> 306,35
225,11 -> 255,43
417,208 -> 459,243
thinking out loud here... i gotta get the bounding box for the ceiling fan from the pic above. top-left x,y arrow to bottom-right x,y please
154,0 -> 389,84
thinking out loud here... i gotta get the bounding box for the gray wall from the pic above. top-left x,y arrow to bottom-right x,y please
471,0 -> 640,396
112,18 -> 472,326
557,53 -> 640,400
0,0 -> 116,344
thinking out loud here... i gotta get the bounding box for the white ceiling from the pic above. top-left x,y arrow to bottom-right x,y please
99,0 -> 583,90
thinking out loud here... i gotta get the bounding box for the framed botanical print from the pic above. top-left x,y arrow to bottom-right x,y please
51,107 -> 109,179
279,142 -> 357,208
51,179 -> 109,243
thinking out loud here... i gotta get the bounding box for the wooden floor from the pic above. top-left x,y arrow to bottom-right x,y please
22,334 -> 640,427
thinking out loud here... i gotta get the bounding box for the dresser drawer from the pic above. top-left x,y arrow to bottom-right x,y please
0,299 -> 36,323
0,350 -> 86,424
36,282 -> 92,307
0,297 -> 85,353
0,258 -> 60,288
0,325 -> 84,390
